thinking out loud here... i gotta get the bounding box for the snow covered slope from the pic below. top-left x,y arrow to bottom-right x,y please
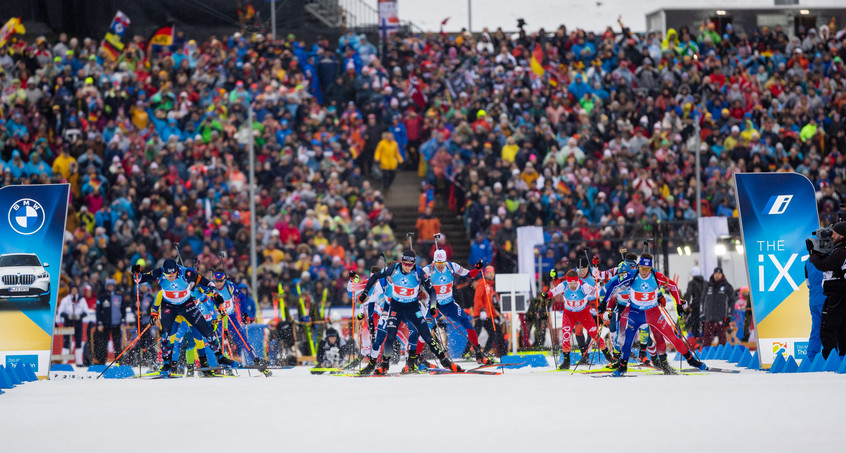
0,360 -> 840,452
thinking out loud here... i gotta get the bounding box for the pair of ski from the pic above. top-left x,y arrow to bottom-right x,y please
590,367 -> 741,378
351,361 -> 521,377
200,364 -> 275,377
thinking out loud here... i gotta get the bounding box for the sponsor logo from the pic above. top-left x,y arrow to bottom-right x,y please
794,341 -> 809,358
763,195 -> 793,215
8,198 -> 45,235
6,354 -> 38,372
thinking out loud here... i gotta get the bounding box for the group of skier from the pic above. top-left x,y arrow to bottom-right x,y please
541,251 -> 709,376
131,259 -> 263,378
129,236 -> 709,379
344,236 -> 709,377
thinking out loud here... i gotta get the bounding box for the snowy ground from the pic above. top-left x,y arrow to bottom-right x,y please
0,359 -> 841,453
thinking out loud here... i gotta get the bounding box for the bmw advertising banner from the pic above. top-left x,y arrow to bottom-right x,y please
735,173 -> 817,369
0,184 -> 70,378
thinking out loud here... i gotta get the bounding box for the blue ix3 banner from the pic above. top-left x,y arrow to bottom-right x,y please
0,184 -> 70,378
734,173 -> 817,368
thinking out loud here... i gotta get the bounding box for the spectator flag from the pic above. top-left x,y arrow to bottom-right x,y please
555,178 -> 570,195
148,25 -> 175,49
0,17 -> 25,49
100,11 -> 131,61
530,43 -> 545,77
408,75 -> 427,110
378,0 -> 399,41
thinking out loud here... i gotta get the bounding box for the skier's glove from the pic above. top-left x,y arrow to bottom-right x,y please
242,314 -> 251,324
592,255 -> 600,266
541,291 -> 551,300
213,294 -> 224,305
679,299 -> 689,311
349,270 -> 358,282
475,260 -> 484,270
131,264 -> 141,274
430,306 -> 439,318
150,310 -> 159,322
357,293 -> 367,304
356,312 -> 365,321
602,310 -> 611,323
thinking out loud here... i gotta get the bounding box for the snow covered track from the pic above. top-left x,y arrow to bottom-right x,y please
0,362 -> 839,452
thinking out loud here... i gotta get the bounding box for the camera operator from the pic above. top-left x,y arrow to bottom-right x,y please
808,222 -> 846,360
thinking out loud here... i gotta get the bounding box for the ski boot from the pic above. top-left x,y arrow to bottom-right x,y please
253,357 -> 272,376
418,356 -> 438,370
159,362 -> 173,378
216,354 -> 239,369
602,348 -> 615,364
198,357 -> 216,377
577,352 -> 590,365
607,351 -> 622,369
439,357 -> 463,373
186,363 -> 195,377
684,352 -> 709,371
649,355 -> 660,368
374,358 -> 391,375
558,353 -> 571,371
358,357 -> 378,375
402,354 -> 418,374
607,358 -> 621,370
611,363 -> 628,377
474,346 -> 493,365
657,354 -> 678,375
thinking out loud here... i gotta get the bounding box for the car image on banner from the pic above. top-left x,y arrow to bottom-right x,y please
0,184 -> 70,379
0,253 -> 51,305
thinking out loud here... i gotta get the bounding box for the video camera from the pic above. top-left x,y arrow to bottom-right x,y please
807,227 -> 834,254
807,194 -> 846,254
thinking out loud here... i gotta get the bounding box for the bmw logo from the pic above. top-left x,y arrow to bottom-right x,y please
8,198 -> 45,235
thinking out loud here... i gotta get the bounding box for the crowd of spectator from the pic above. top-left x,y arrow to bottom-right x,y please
430,18 -> 846,275
2,13 -> 845,362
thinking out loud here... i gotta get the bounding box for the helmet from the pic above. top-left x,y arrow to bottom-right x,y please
433,249 -> 447,263
616,262 -> 632,276
401,249 -> 416,263
326,328 -> 339,339
162,259 -> 178,275
213,269 -> 227,280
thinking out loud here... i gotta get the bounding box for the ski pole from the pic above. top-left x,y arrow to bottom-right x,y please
223,310 -> 259,361
658,304 -> 699,361
135,274 -> 141,376
546,269 -> 559,367
97,323 -> 152,379
570,333 -> 599,375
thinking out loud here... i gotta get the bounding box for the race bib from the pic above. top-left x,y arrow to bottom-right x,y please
633,290 -> 656,302
433,283 -> 453,297
163,289 -> 188,300
394,287 -> 417,297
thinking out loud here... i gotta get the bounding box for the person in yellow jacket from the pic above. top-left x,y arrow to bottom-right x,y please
374,132 -> 403,192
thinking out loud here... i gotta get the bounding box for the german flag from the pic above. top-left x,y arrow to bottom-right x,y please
556,179 -> 570,195
148,25 -> 174,49
530,43 -> 545,77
